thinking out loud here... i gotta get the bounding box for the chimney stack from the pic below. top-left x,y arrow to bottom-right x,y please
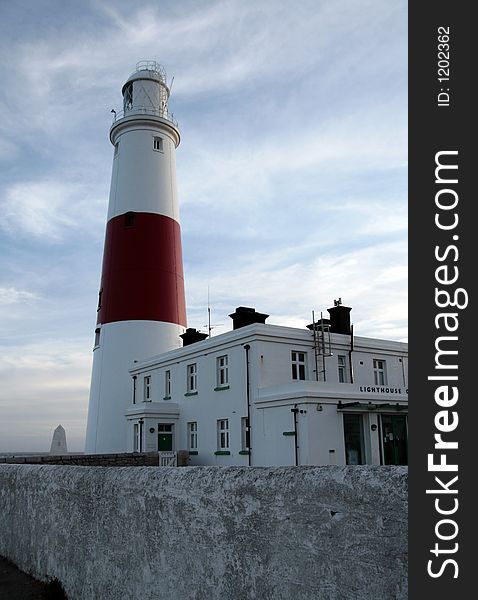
180,328 -> 209,346
327,298 -> 352,335
229,306 -> 269,330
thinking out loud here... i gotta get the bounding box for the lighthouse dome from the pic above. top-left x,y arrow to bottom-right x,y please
120,60 -> 171,120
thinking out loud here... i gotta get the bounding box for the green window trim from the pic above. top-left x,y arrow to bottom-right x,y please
188,450 -> 198,455
214,451 -> 231,455
239,450 -> 250,455
282,431 -> 296,436
214,385 -> 230,391
184,391 -> 198,397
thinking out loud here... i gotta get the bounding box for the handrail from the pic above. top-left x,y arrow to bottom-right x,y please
111,107 -> 178,128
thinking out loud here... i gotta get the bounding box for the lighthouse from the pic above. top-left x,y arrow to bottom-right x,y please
85,61 -> 187,453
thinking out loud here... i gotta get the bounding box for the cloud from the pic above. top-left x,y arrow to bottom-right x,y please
0,287 -> 39,305
1,178 -> 106,241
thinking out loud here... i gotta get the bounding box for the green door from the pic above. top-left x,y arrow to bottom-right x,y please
381,415 -> 408,465
158,424 -> 173,451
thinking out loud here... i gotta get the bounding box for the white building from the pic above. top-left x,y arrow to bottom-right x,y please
126,304 -> 408,466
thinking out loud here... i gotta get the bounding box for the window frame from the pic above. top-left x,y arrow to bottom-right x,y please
291,350 -> 307,381
338,354 -> 347,383
153,136 -> 164,152
373,359 -> 387,386
217,419 -> 230,450
187,363 -> 197,393
187,421 -> 198,451
241,417 -> 250,451
164,369 -> 171,399
144,375 -> 152,402
216,355 -> 229,388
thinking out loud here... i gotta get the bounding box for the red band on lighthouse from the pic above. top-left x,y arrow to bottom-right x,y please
97,211 -> 186,326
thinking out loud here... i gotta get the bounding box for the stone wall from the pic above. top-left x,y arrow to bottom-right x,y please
0,465 -> 407,600
0,452 -> 159,466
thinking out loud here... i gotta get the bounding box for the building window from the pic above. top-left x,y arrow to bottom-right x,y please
291,351 -> 306,380
134,421 -> 143,452
241,417 -> 250,451
338,355 -> 347,383
373,359 -> 387,386
187,363 -> 197,393
164,370 -> 171,398
144,375 -> 151,401
343,414 -> 365,465
216,355 -> 229,387
217,419 -> 229,450
153,137 -> 163,152
94,328 -> 101,348
188,422 -> 198,451
125,212 -> 135,227
114,142 -> 119,156
97,289 -> 103,312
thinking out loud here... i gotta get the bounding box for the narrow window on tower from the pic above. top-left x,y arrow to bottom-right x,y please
125,212 -> 135,227
153,137 -> 163,152
114,142 -> 119,156
97,289 -> 103,312
144,375 -> 152,402
94,327 -> 101,348
291,351 -> 306,380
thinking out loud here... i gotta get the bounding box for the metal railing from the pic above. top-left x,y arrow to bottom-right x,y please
158,451 -> 177,466
111,107 -> 178,128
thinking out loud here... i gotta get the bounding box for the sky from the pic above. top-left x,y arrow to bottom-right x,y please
0,0 -> 407,452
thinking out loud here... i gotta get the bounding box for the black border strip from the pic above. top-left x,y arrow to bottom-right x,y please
409,3 -> 474,597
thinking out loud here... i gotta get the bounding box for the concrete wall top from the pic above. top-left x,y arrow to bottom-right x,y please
0,464 -> 407,600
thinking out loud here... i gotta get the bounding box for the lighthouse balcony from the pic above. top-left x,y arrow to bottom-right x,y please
111,107 -> 178,128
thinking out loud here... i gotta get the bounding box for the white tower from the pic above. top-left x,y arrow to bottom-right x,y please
50,424 -> 68,455
85,61 -> 187,453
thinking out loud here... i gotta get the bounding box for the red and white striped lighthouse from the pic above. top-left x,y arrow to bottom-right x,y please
85,61 -> 186,453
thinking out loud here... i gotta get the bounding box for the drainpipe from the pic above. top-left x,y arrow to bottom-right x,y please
291,405 -> 299,466
348,324 -> 355,383
132,375 -> 137,404
244,344 -> 252,466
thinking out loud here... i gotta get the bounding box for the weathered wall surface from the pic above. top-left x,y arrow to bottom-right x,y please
0,452 -> 159,466
0,465 -> 407,600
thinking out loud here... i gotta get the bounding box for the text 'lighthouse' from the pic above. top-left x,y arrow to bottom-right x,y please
85,61 -> 187,453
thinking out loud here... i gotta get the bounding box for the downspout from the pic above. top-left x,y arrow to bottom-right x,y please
291,405 -> 299,466
244,344 -> 252,466
132,375 -> 137,404
348,324 -> 355,383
